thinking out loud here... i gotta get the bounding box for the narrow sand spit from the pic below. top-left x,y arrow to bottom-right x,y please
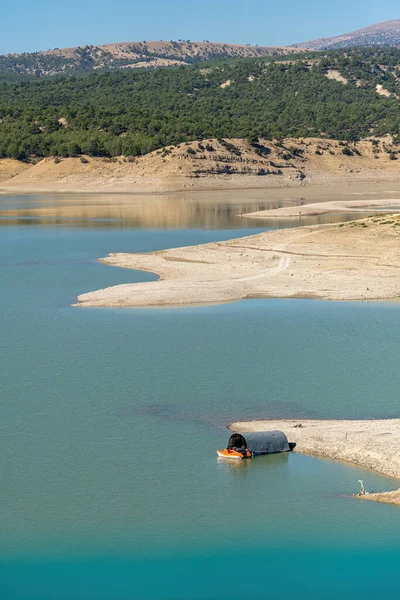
76,215 -> 400,307
229,419 -> 400,506
245,198 -> 400,219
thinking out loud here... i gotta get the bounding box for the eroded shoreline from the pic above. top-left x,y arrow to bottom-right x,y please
2,137 -> 400,194
229,419 -> 400,506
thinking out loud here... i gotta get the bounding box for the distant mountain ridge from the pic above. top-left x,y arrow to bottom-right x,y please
295,20 -> 400,50
3,21 -> 400,77
0,40 -> 299,76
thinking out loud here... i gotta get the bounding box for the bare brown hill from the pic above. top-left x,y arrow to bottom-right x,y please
0,41 -> 300,76
1,137 -> 400,194
0,159 -> 31,182
295,20 -> 400,50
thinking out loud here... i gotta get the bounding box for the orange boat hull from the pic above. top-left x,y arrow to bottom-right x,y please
216,448 -> 252,459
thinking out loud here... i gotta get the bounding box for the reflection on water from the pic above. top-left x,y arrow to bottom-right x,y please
0,192 -> 384,229
217,451 -> 290,472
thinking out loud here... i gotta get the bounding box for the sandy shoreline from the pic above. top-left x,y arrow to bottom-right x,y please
75,214 -> 400,308
245,198 -> 400,219
229,419 -> 400,506
2,173 -> 400,196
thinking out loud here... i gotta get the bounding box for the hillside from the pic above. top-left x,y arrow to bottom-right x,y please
0,40 -> 298,76
1,48 -> 400,161
2,137 -> 400,193
296,20 -> 400,50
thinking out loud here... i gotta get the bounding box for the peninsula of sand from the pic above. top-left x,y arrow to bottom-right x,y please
229,419 -> 400,506
76,213 -> 400,308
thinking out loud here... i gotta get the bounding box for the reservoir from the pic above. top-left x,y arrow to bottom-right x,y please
1,193 -> 400,599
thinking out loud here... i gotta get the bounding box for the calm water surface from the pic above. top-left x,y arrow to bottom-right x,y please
1,194 -> 400,599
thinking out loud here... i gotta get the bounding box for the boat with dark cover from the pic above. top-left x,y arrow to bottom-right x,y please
216,430 -> 294,459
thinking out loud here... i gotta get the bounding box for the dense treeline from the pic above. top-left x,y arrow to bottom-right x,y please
1,48 -> 400,160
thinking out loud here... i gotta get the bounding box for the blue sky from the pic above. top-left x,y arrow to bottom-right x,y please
2,0 -> 400,54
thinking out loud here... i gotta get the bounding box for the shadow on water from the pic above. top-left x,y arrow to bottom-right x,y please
118,396 -> 316,431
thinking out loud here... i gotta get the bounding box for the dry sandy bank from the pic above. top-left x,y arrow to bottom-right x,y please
0,159 -> 31,182
75,214 -> 400,308
245,198 -> 400,219
229,419 -> 400,506
2,137 -> 400,194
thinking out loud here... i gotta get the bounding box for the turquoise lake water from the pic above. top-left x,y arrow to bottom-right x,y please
1,194 -> 400,599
